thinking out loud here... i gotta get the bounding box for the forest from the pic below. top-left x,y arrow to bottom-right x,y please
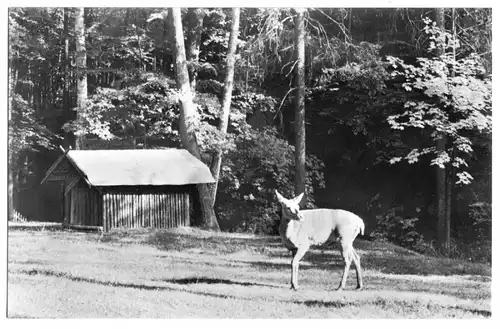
8,8 -> 492,262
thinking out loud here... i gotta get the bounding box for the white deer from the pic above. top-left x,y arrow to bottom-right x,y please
275,190 -> 365,291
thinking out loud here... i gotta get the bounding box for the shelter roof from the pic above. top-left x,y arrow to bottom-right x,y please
43,148 -> 215,186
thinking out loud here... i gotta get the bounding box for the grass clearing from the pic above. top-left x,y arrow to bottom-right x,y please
7,222 -> 491,318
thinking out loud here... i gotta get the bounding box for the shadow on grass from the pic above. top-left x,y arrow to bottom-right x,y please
13,268 -> 281,306
161,276 -> 280,288
449,306 -> 491,317
15,268 -> 280,293
295,300 -> 352,308
12,268 -> 491,317
9,260 -> 46,266
15,268 -> 175,291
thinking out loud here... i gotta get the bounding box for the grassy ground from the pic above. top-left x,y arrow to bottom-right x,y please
7,222 -> 492,318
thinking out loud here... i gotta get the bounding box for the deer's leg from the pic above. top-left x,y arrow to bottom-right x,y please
352,249 -> 363,290
337,242 -> 353,291
289,249 -> 297,289
291,247 -> 308,291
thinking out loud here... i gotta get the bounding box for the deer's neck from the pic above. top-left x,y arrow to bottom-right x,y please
279,217 -> 304,248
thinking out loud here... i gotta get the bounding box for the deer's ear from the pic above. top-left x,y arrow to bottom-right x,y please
293,193 -> 304,204
275,190 -> 286,203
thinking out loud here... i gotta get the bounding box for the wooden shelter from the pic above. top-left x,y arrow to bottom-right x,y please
41,148 -> 215,232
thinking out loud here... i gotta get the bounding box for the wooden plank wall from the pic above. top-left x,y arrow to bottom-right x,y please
69,187 -> 102,226
102,186 -> 191,231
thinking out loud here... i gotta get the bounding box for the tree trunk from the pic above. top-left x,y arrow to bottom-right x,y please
169,7 -> 220,231
63,7 -> 73,148
75,7 -> 87,150
185,8 -> 206,93
434,7 -> 450,253
436,137 -> 449,252
294,8 -> 307,204
8,64 -> 15,220
8,155 -> 14,220
208,8 -> 240,204
444,8 -> 457,247
446,152 -> 453,243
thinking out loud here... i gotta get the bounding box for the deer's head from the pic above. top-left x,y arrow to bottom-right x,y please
275,190 -> 305,222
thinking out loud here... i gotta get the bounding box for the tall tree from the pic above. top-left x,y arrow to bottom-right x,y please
8,87 -> 14,219
185,8 -> 206,93
74,7 -> 87,150
63,7 -> 72,147
169,7 -> 220,231
209,8 -> 241,203
434,7 -> 450,253
293,8 -> 306,204
8,24 -> 16,220
446,7 -> 457,251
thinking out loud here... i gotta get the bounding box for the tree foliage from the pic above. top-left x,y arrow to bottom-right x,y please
217,126 -> 325,234
63,74 -> 180,143
9,8 -> 60,168
9,94 -> 60,166
386,18 -> 492,185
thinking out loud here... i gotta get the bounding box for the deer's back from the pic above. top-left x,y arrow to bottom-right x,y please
300,209 -> 364,243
